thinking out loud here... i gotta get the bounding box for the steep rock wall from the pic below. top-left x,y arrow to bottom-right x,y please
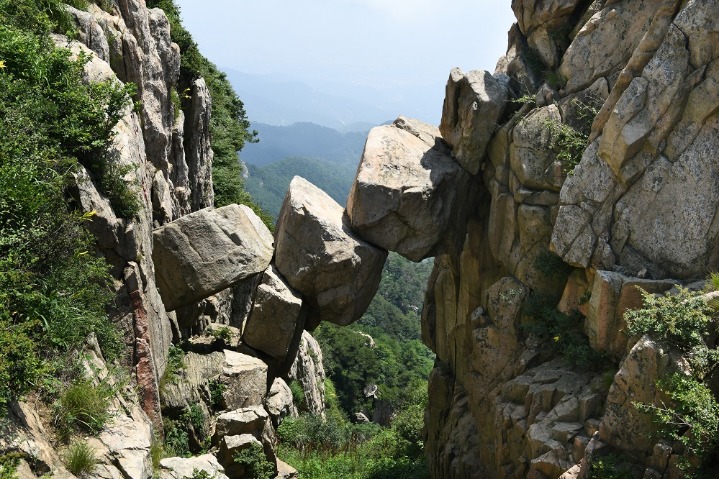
422,1 -> 719,477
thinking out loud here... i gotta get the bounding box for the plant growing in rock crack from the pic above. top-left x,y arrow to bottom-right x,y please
63,441 -> 97,477
544,97 -> 599,175
627,286 -> 719,475
233,442 -> 275,479
522,292 -> 611,371
53,379 -> 114,440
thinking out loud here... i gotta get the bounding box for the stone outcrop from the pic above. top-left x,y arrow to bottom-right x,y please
274,176 -> 387,327
347,117 -> 472,261
418,0 -> 719,477
288,331 -> 327,417
152,205 -> 274,312
243,266 -> 305,370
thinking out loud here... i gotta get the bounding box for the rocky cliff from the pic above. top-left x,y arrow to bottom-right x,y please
416,0 -> 719,477
5,0 -> 719,478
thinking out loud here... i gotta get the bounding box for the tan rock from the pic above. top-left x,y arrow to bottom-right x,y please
152,204 -> 273,311
288,331 -> 326,417
274,176 -> 386,327
347,118 -> 470,261
243,266 -> 304,368
159,454 -> 229,479
440,68 -> 508,174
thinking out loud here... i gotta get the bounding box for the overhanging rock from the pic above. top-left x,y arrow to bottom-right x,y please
152,204 -> 273,311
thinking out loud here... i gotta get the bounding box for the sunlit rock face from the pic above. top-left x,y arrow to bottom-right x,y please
274,176 -> 387,328
420,0 -> 719,477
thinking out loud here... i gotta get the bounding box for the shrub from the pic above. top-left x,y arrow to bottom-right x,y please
636,374 -> 719,465
63,441 -> 97,477
163,419 -> 190,457
0,452 -> 22,479
587,453 -> 636,479
289,381 -> 305,407
625,287 -> 712,354
233,442 -> 275,479
522,292 -> 611,371
54,379 -> 113,438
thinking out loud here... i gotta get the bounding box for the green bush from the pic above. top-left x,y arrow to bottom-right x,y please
163,419 -> 190,457
0,452 -> 22,479
289,381 -> 305,407
522,292 -> 611,371
0,0 -> 130,407
625,287 -> 712,354
54,379 -> 113,438
233,442 -> 275,479
587,453 -> 636,479
63,441 -> 97,477
637,374 -> 719,467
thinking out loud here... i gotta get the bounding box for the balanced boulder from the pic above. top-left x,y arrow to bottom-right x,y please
274,176 -> 387,327
152,204 -> 273,311
347,117 -> 471,261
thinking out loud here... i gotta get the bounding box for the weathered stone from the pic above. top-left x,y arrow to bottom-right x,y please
440,68 -> 508,174
288,331 -> 326,417
275,176 -> 386,326
161,350 -> 267,411
186,78 -> 214,210
598,26 -> 690,174
347,118 -> 470,261
510,105 -> 564,191
512,0 -> 584,67
214,406 -> 269,440
152,204 -> 273,311
275,459 -> 298,479
265,378 -> 294,423
159,454 -> 229,479
559,1 -> 667,92
220,351 -> 269,410
243,266 -> 304,367
600,336 -> 686,454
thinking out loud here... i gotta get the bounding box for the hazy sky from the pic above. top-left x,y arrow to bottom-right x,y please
174,0 -> 516,125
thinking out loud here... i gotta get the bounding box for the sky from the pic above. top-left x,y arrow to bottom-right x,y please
174,0 -> 516,126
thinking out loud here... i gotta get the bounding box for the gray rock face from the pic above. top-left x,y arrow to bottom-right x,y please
439,68 -> 508,174
347,118 -> 472,261
243,266 -> 305,368
288,331 -> 326,417
214,406 -> 270,440
159,454 -> 229,479
186,78 -> 214,211
274,176 -> 387,327
265,378 -> 294,424
153,205 -> 273,311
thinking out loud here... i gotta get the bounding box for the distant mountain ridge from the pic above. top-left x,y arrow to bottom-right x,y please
240,122 -> 369,167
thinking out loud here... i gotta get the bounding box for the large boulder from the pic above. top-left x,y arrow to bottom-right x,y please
243,266 -> 305,369
152,204 -> 273,311
274,176 -> 387,327
346,117 -> 472,261
439,68 -> 508,174
159,455 -> 229,479
161,350 -> 268,412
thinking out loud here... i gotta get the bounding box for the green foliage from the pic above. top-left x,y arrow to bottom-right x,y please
534,250 -> 572,277
625,288 -> 712,354
544,98 -> 598,175
587,453 -> 637,479
208,379 -> 226,410
63,441 -> 97,477
163,418 -> 190,457
150,435 -> 164,473
0,0 -> 130,407
54,379 -> 113,438
0,452 -> 21,479
160,345 -> 185,391
523,292 -> 611,371
233,442 -> 275,479
289,381 -> 306,407
637,374 -> 719,468
188,469 -> 214,479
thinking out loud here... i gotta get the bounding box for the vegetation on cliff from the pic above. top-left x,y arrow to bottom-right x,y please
0,0 -> 132,408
